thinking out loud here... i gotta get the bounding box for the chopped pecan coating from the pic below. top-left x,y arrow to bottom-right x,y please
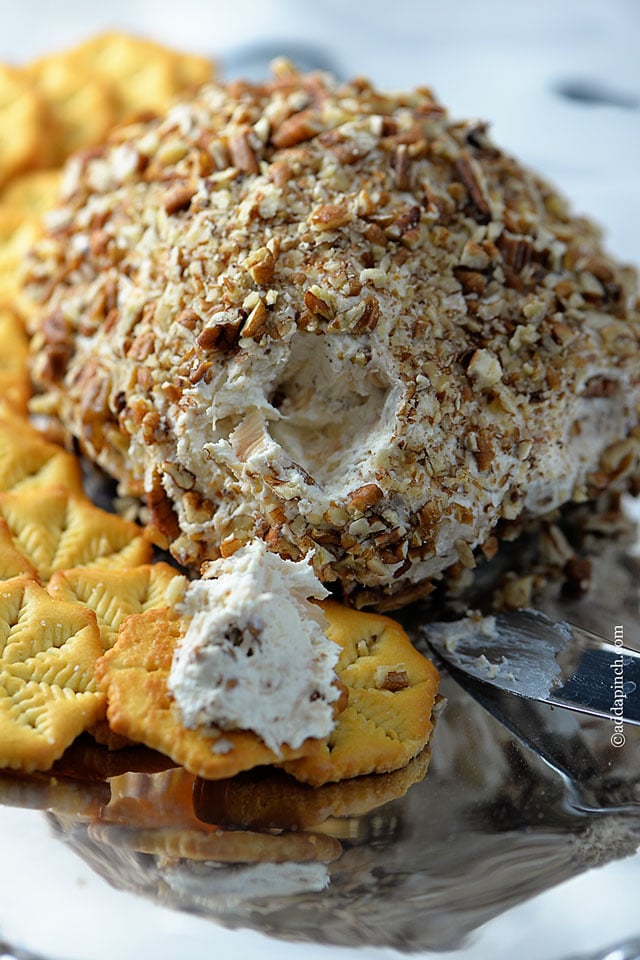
25,63 -> 640,607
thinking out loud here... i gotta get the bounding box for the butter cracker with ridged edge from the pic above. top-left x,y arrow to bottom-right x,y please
0,169 -> 63,217
24,57 -> 116,167
0,64 -> 44,188
0,577 -> 105,772
95,608 -> 324,780
48,562 -> 187,651
0,309 -> 30,414
0,517 -> 39,580
0,415 -> 83,495
0,486 -> 152,582
281,600 -> 440,786
62,32 -> 182,118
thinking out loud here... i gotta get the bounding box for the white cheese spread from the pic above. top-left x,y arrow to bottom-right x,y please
167,539 -> 340,754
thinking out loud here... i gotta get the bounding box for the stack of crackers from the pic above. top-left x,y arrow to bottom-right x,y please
0,32 -> 440,790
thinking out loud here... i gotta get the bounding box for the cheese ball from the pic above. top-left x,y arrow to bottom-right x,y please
27,62 -> 640,606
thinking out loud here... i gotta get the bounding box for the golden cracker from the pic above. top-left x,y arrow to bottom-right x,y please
0,415 -> 83,494
0,577 -> 105,772
0,169 -> 63,218
47,562 -> 187,651
25,57 -> 117,166
95,608 -> 322,780
45,550 -> 182,761
0,395 -> 29,420
85,717 -> 135,751
281,600 -> 440,786
51,558 -> 185,751
173,51 -> 215,90
0,308 -> 30,413
0,517 -> 39,580
0,64 -> 44,187
0,209 -> 43,308
0,308 -> 29,372
64,32 -> 182,118
0,486 -> 152,582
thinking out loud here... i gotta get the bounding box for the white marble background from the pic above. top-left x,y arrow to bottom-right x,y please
1,3 -> 639,960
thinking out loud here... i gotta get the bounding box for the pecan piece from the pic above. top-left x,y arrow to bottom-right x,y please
229,129 -> 260,174
376,665 -> 410,691
241,299 -> 268,339
177,308 -> 200,330
38,309 -> 73,383
550,320 -> 574,345
473,429 -> 495,471
319,129 -> 370,165
242,240 -> 279,285
309,202 -> 352,231
271,109 -> 324,148
141,411 -> 164,444
347,483 -> 384,512
147,471 -> 180,546
188,360 -> 213,384
582,376 -> 619,398
197,312 -> 242,352
127,330 -> 155,361
331,295 -> 381,333
497,231 -> 534,273
393,143 -> 411,190
386,204 -> 421,240
454,267 -> 486,296
454,151 -> 491,224
563,555 -> 592,597
304,286 -> 336,321
163,184 -> 195,215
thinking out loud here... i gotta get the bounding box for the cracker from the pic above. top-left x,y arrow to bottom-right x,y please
46,563 -> 184,752
47,562 -> 186,650
88,821 -> 342,864
0,390 -> 30,421
281,601 -> 440,786
95,608 -> 323,780
63,32 -> 182,118
0,64 -> 44,187
0,517 -> 39,580
0,308 -> 30,413
173,51 -> 215,90
194,747 -> 432,831
0,577 -> 105,772
0,169 -> 63,218
25,56 -> 116,166
0,415 -> 83,494
0,395 -> 29,421
0,486 -> 152,582
85,717 -> 135,751
0,210 -> 43,309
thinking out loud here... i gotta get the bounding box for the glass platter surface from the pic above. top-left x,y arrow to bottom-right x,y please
1,496 -> 639,960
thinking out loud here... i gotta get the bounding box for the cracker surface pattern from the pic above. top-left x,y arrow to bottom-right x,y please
0,577 -> 105,771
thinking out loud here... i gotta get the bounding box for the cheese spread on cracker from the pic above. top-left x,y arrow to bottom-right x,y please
168,539 -> 341,753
